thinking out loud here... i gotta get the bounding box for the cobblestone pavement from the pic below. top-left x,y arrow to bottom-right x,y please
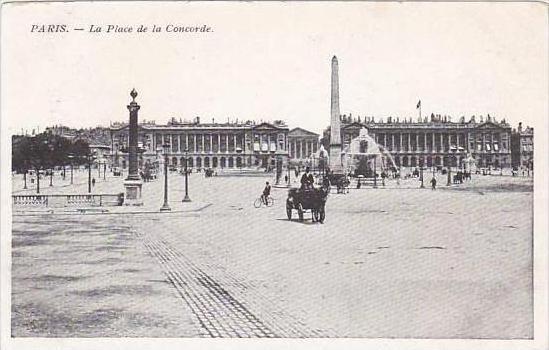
11,173 -> 533,338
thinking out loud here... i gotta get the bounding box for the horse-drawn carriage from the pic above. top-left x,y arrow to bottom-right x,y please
327,174 -> 350,194
286,186 -> 329,223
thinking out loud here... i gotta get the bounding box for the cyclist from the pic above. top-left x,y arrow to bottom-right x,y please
261,181 -> 271,205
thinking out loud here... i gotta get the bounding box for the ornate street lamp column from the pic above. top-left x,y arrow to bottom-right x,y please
87,152 -> 96,193
123,89 -> 143,205
420,159 -> 425,188
373,155 -> 378,189
36,168 -> 40,194
160,144 -> 171,211
68,154 -> 74,185
23,166 -> 27,189
182,148 -> 191,202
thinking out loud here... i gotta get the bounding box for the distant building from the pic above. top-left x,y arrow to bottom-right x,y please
287,127 -> 320,166
45,125 -> 78,140
45,125 -> 111,145
89,144 -> 111,161
333,113 -> 513,169
109,117 -> 290,170
511,122 -> 534,170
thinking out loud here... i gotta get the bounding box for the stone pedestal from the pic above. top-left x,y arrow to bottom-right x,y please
124,179 -> 143,206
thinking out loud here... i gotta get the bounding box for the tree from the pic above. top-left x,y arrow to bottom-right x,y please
68,139 -> 91,165
11,133 -> 90,172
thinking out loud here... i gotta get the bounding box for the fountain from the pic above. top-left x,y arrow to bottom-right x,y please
463,153 -> 477,173
341,128 -> 398,179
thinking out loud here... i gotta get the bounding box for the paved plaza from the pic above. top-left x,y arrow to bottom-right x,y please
11,172 -> 533,338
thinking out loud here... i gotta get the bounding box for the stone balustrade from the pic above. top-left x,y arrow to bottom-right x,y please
12,193 -> 124,207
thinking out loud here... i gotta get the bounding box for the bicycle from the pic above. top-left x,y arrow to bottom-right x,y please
254,195 -> 274,208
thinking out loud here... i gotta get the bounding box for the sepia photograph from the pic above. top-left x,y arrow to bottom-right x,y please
1,1 -> 547,350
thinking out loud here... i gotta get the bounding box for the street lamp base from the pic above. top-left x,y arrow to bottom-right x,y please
182,195 -> 192,203
160,204 -> 172,211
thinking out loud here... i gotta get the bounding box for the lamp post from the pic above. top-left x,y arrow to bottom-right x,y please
182,148 -> 191,202
67,154 -> 74,185
420,159 -> 425,188
42,139 -> 54,187
447,165 -> 452,186
236,147 -> 243,173
160,144 -> 171,211
29,137 -> 40,194
269,149 -> 276,173
23,161 -> 28,189
287,162 -> 291,186
373,156 -> 378,189
36,167 -> 40,194
87,152 -> 97,193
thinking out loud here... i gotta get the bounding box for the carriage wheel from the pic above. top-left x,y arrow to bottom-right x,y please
286,205 -> 292,220
319,205 -> 326,223
267,196 -> 274,207
253,198 -> 262,208
297,203 -> 304,221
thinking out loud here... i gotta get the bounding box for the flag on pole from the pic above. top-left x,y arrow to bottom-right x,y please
416,100 -> 421,109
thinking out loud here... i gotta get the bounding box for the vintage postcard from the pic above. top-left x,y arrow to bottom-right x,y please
1,1 -> 547,350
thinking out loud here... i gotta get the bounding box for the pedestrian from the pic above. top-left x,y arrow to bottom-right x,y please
92,178 -> 96,187
284,175 -> 288,184
430,177 -> 437,190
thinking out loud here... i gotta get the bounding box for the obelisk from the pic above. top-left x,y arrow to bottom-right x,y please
329,56 -> 343,174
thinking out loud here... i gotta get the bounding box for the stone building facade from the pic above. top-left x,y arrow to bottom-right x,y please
109,118 -> 290,170
338,114 -> 513,169
287,127 -> 320,165
511,122 -> 534,170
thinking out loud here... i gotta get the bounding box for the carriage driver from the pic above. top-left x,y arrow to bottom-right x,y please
300,167 -> 315,190
262,181 -> 271,204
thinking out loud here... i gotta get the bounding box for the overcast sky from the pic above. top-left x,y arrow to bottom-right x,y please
2,2 -> 547,135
